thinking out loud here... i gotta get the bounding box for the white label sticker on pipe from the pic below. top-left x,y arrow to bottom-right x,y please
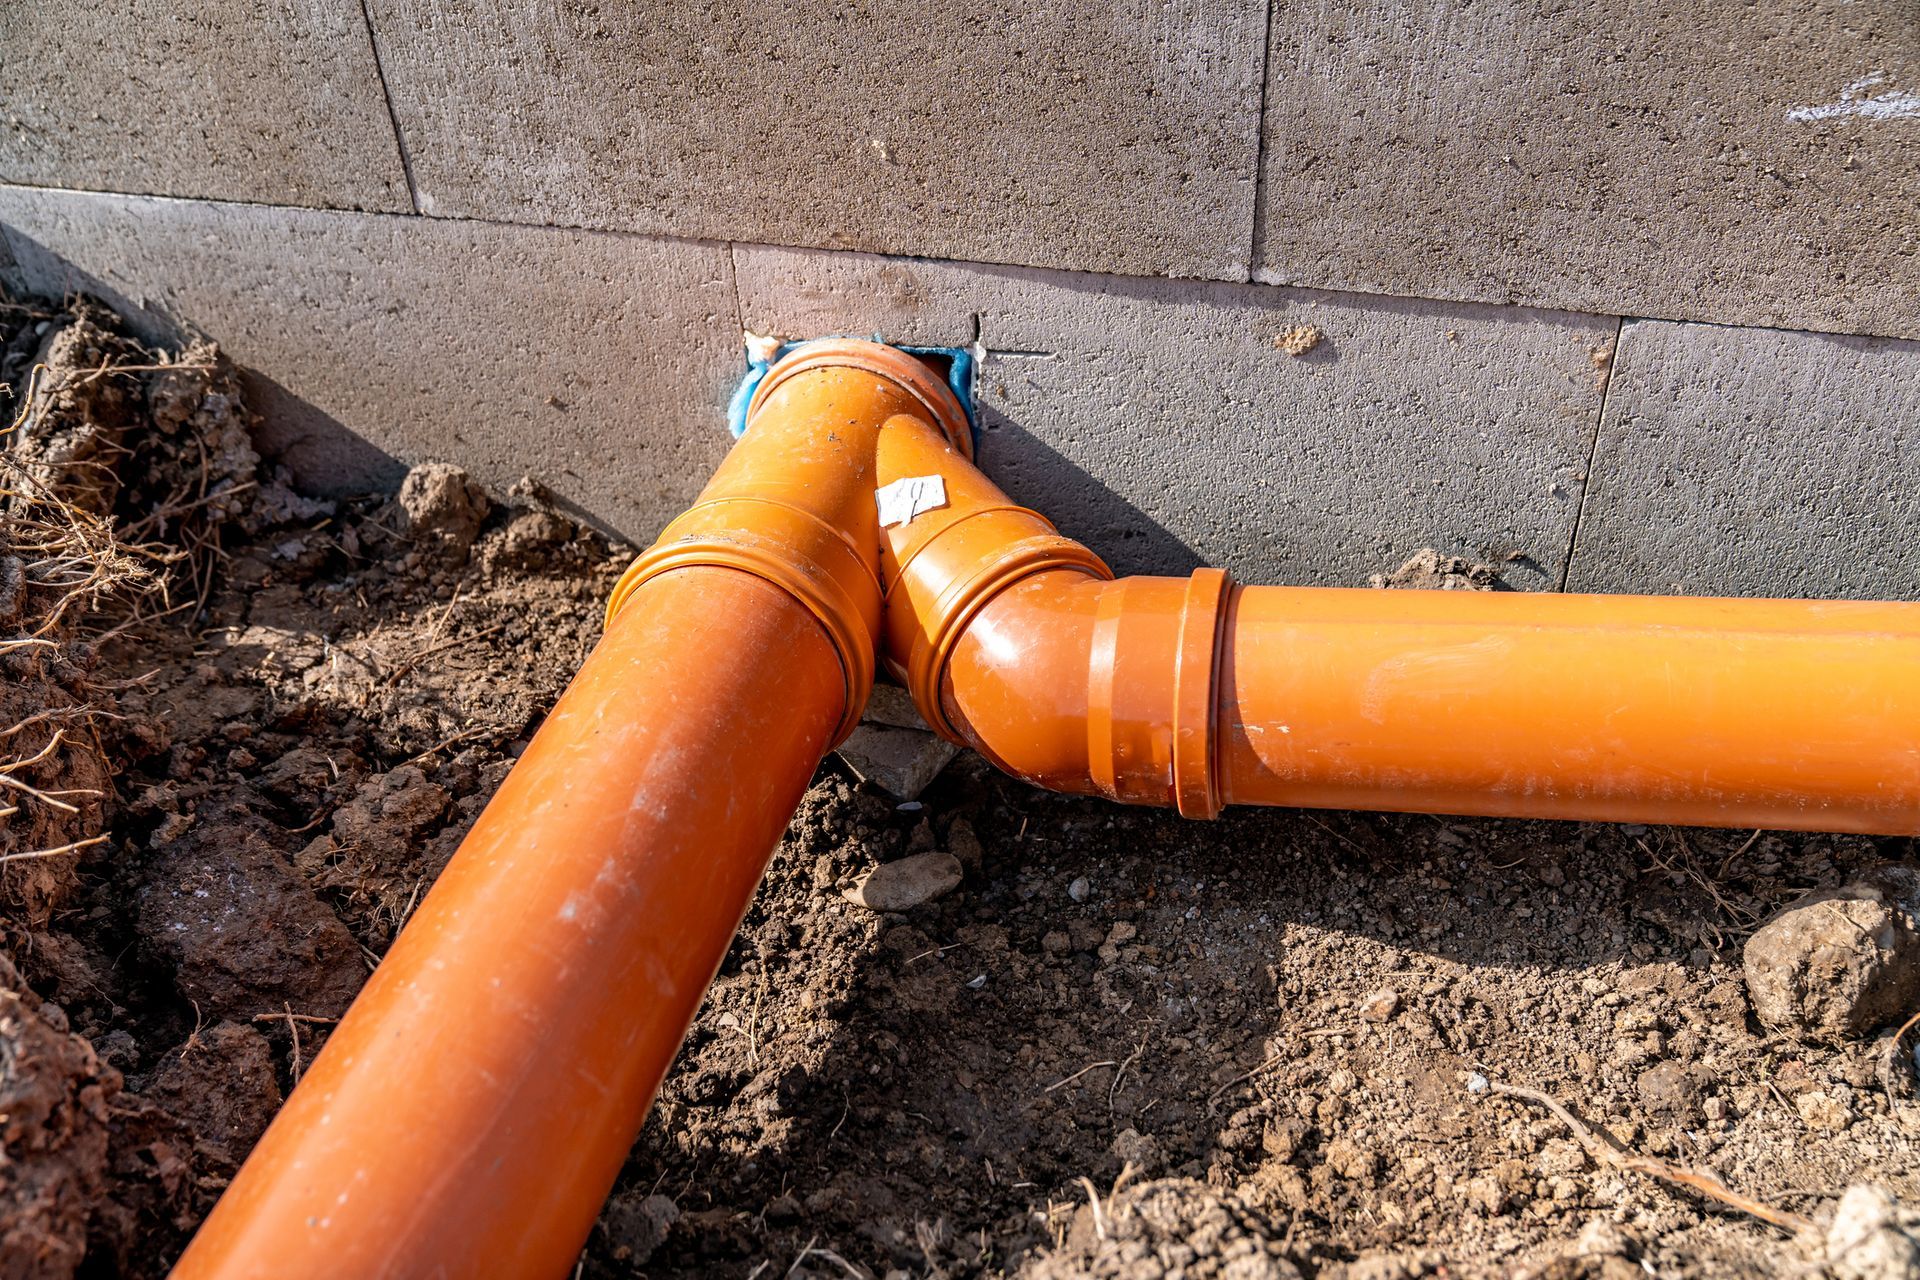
875,475 -> 948,528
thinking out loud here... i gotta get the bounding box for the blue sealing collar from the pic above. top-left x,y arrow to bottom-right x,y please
727,337 -> 978,446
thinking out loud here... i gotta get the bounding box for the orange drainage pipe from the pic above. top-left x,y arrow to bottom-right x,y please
922,570 -> 1920,830
864,368 -> 1920,832
174,339 -> 1920,1278
170,344 -> 970,1279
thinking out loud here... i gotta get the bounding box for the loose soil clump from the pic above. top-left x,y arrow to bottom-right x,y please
1,288 -> 1916,1278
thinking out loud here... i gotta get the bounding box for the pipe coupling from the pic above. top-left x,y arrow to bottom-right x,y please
1087,568 -> 1236,818
608,497 -> 881,745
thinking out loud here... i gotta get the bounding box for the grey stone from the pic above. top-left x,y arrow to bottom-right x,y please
1743,866 -> 1920,1044
834,683 -> 958,799
362,0 -> 1264,280
1258,3 -> 1920,338
0,185 -> 740,541
738,246 -> 1610,585
1568,320 -> 1920,599
835,723 -> 959,802
1826,1185 -> 1920,1280
862,683 -> 935,732
843,850 -> 964,913
0,1 -> 409,212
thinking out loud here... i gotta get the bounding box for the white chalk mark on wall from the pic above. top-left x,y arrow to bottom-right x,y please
1787,72 -> 1920,123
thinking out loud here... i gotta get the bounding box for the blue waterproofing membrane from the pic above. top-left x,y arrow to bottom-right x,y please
727,339 -> 979,448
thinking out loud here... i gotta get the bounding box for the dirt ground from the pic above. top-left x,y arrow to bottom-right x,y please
1,291 -> 1917,1279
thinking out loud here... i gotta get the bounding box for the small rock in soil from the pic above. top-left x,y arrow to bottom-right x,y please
1110,1127 -> 1165,1175
136,823 -> 366,1021
398,462 -> 490,558
1796,1089 -> 1854,1131
0,957 -> 115,1280
1323,1136 -> 1379,1181
1573,1218 -> 1638,1261
1516,1218 -> 1643,1279
600,1191 -> 678,1266
1635,1059 -> 1706,1124
833,722 -> 957,801
946,816 -> 985,871
141,1022 -> 282,1163
843,851 -> 962,912
1826,1185 -> 1920,1280
1743,865 -> 1920,1042
1358,988 -> 1401,1022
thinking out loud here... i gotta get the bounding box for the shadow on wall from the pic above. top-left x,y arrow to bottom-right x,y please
4,226 -> 1568,589
942,260 -> 1578,589
0,229 -> 407,497
977,400 -> 1205,578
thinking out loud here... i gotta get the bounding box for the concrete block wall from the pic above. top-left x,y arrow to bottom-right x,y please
2,2 -> 1916,596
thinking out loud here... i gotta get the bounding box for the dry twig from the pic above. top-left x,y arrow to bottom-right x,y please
1208,1050 -> 1286,1106
1044,1060 -> 1117,1094
1487,1078 -> 1813,1234
251,1008 -> 339,1085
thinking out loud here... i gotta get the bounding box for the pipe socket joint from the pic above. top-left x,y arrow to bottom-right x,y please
1087,569 -> 1235,818
608,498 -> 881,744
608,339 -> 973,747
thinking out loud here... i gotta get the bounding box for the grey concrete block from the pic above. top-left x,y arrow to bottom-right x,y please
835,725 -> 959,802
863,683 -> 937,733
1566,320 -> 1920,600
738,246 -> 1612,587
0,186 -> 739,540
363,0 -> 1265,281
835,684 -> 959,800
1258,3 -> 1920,339
0,1 -> 410,213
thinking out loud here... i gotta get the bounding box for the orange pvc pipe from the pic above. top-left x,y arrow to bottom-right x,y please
173,342 -> 973,1279
171,568 -> 844,1278
1215,586 -> 1920,830
930,570 -> 1920,832
864,397 -> 1920,832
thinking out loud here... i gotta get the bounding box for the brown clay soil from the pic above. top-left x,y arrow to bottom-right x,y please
1,290 -> 1917,1279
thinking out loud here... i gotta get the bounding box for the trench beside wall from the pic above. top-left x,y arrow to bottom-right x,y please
1,2 -> 1916,596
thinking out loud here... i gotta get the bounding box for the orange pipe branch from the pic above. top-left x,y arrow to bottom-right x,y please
174,339 -> 1920,1279
858,368 -> 1920,830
